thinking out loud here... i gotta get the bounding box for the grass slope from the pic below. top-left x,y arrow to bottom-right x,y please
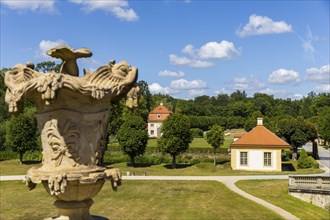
236,179 -> 329,220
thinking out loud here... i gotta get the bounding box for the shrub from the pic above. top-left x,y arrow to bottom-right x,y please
308,156 -> 319,169
298,149 -> 313,169
190,128 -> 204,138
23,150 -> 42,161
103,151 -> 129,164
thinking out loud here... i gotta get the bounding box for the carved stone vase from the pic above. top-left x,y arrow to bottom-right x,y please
4,46 -> 139,220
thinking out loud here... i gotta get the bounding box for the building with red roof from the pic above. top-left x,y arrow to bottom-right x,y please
147,103 -> 172,138
230,118 -> 290,172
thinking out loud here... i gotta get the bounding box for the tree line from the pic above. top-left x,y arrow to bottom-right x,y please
0,62 -> 329,164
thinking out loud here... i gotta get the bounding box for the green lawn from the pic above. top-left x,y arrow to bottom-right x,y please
0,160 -> 42,175
236,179 -> 329,220
0,180 -> 283,220
224,128 -> 246,138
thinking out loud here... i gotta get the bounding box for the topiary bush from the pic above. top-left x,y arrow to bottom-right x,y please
308,156 -> 319,169
298,149 -> 313,169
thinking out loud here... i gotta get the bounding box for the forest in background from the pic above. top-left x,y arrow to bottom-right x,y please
1,63 -> 329,159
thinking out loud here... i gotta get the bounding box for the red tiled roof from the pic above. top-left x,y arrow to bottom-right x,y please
148,105 -> 172,122
148,114 -> 171,122
150,105 -> 172,114
231,125 -> 290,148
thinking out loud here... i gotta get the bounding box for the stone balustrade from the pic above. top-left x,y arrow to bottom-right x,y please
288,175 -> 330,210
289,175 -> 330,192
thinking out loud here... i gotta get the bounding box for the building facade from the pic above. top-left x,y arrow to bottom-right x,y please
230,118 -> 290,172
147,104 -> 172,138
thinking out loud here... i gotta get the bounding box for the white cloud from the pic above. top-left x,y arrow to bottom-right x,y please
268,69 -> 300,84
170,79 -> 207,90
189,60 -> 214,68
69,0 -> 138,21
159,70 -> 185,78
305,64 -> 330,82
199,41 -> 240,59
188,90 -> 207,99
291,93 -> 304,100
181,44 -> 196,56
258,88 -> 304,100
214,88 -> 229,95
258,88 -> 287,98
231,76 -> 265,91
236,14 -> 292,38
149,83 -> 176,95
1,0 -> 57,13
36,39 -> 67,58
169,54 -> 191,65
169,54 -> 214,68
170,40 -> 239,68
315,84 -> 330,93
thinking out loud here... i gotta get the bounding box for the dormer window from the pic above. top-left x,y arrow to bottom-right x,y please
157,114 -> 161,119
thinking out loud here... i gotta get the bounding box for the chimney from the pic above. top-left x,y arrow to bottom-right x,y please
257,118 -> 263,126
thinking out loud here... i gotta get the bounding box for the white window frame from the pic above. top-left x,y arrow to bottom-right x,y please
264,152 -> 272,166
240,152 -> 248,166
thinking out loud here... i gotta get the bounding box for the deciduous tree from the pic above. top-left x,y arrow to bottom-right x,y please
276,117 -> 312,160
35,61 -> 61,73
204,124 -> 224,166
158,114 -> 192,169
5,108 -> 38,164
317,107 -> 330,147
116,114 -> 148,167
0,68 -> 11,123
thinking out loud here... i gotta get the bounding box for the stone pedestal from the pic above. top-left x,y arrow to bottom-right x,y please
51,199 -> 94,220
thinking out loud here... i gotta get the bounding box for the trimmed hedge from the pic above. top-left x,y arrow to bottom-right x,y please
107,145 -> 228,155
103,150 -> 230,166
297,149 -> 319,169
0,150 -> 42,161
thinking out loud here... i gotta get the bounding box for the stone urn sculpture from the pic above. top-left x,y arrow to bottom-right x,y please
4,45 -> 139,219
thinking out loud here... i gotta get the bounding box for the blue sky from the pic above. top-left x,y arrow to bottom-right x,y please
1,0 -> 329,100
